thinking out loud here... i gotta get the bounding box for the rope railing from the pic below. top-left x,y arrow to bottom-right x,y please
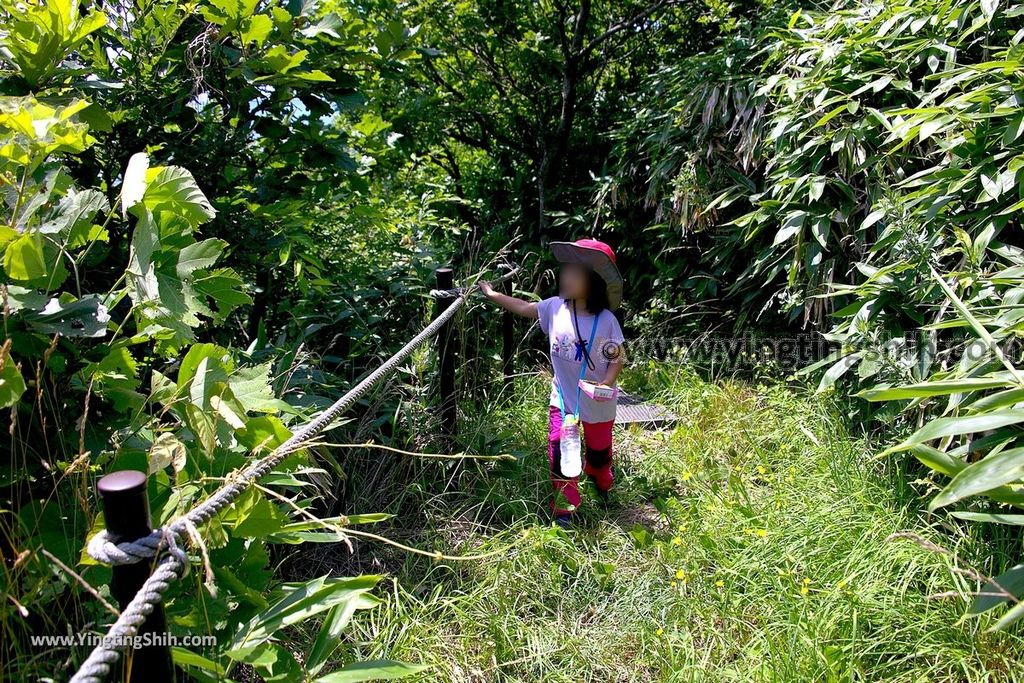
70,262 -> 519,683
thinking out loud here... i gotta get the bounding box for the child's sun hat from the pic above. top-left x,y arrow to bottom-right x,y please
549,238 -> 623,310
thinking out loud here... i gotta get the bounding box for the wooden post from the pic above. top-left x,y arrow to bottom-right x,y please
501,277 -> 514,382
96,470 -> 174,683
433,268 -> 456,441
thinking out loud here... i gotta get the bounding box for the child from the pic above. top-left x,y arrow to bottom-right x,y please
479,238 -> 626,528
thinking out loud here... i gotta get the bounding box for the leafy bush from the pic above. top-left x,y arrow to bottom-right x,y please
0,1 -> 432,680
613,0 -> 1024,628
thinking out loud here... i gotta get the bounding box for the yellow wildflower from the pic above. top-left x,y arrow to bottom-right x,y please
655,628 -> 664,636
715,580 -> 724,588
755,529 -> 767,538
675,569 -> 686,580
682,471 -> 693,482
671,536 -> 683,546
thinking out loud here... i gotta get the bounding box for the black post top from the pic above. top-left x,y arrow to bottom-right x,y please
97,470 -> 147,495
96,470 -> 152,541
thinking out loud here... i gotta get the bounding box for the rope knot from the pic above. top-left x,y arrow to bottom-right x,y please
86,526 -> 187,569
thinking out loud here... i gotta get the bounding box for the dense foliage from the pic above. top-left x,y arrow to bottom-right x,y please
3,0 -> 1024,679
609,0 -> 1024,629
0,0 -> 442,679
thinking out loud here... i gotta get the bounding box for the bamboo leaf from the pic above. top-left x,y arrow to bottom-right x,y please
929,266 -> 1024,384
950,511 -> 1024,525
929,446 -> 1024,510
230,575 -> 383,651
881,411 -> 1024,456
969,563 -> 1024,615
313,661 -> 428,683
859,375 -> 1017,401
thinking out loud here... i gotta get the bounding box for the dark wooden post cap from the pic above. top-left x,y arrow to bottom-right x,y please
96,470 -> 151,541
97,470 -> 147,495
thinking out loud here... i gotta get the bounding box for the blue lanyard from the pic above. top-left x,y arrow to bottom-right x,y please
556,308 -> 601,420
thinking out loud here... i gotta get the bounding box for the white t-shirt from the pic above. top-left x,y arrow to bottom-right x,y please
537,296 -> 626,423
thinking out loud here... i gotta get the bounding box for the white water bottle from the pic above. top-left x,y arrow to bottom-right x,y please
559,414 -> 583,478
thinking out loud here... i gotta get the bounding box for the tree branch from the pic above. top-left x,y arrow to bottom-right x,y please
581,0 -> 677,58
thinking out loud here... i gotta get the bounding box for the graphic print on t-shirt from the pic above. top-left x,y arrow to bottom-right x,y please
551,332 -> 577,359
551,332 -> 616,365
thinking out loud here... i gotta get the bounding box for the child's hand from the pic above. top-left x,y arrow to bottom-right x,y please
477,280 -> 496,298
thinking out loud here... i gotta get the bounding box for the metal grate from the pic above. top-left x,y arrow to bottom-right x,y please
615,391 -> 679,426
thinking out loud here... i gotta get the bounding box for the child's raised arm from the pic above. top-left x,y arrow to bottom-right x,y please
478,281 -> 538,319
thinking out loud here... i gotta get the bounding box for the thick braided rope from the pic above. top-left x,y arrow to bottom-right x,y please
70,264 -> 517,683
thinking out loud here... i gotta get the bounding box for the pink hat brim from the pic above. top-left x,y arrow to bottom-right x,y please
550,241 -> 623,310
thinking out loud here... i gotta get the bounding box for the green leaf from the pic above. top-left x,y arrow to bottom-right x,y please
42,188 -> 109,243
991,601 -> 1024,631
83,345 -> 143,412
3,232 -> 47,281
241,14 -> 274,45
177,239 -> 227,278
910,444 -> 963,477
0,343 -> 26,408
267,514 -> 391,544
2,285 -> 47,312
261,45 -> 308,74
929,447 -> 1024,510
148,432 -> 187,474
0,0 -> 107,86
172,647 -> 226,677
143,166 -> 216,227
228,362 -> 279,413
981,0 -> 999,22
185,403 -> 217,453
178,344 -> 232,409
313,660 -> 428,683
237,415 -> 293,453
817,352 -> 863,392
950,511 -> 1024,525
772,211 -> 805,246
969,564 -> 1024,615
25,294 -> 110,338
810,216 -> 829,248
882,411 -> 1024,456
306,592 -> 381,675
930,266 -> 1024,383
231,575 -> 383,651
192,268 -> 251,314
300,13 -> 348,38
859,375 -> 1018,401
231,494 -> 286,538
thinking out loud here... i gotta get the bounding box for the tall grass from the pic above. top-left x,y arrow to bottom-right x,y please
310,363 -> 1023,682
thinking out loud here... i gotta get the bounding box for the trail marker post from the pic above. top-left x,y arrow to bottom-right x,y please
95,470 -> 174,683
433,267 -> 457,441
501,276 -> 514,382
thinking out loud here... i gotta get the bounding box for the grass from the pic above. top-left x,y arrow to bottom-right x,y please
319,362 -> 1024,682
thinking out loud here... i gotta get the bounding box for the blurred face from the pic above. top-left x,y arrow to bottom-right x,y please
559,263 -> 589,300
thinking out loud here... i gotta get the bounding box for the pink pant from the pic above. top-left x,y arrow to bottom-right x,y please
547,405 -> 614,515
